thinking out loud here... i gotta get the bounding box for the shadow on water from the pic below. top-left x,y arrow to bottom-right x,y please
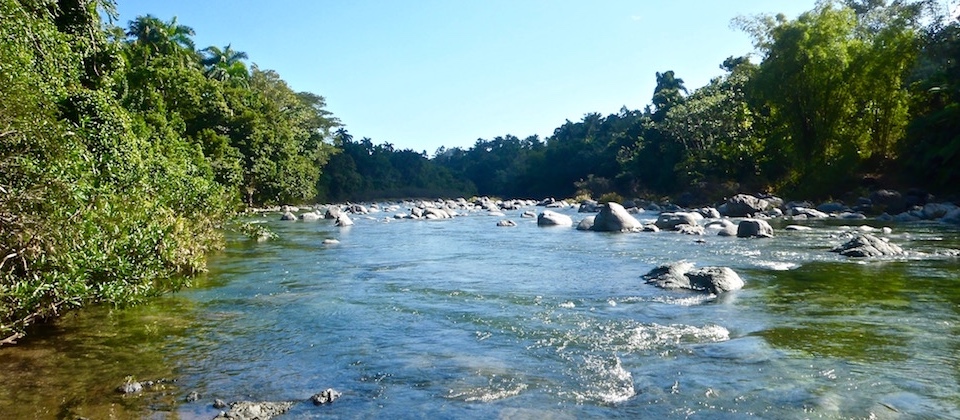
754,260 -> 960,362
0,292 -> 202,419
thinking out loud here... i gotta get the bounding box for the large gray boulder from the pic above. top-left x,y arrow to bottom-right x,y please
324,206 -> 343,220
335,213 -> 354,227
642,262 -> 744,294
706,219 -> 737,237
280,211 -> 297,221
537,210 -> 574,227
719,194 -> 770,217
655,212 -> 700,230
737,220 -> 774,238
592,202 -> 642,232
576,216 -> 596,231
831,233 -> 904,257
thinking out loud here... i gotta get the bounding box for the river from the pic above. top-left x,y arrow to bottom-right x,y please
2,204 -> 960,419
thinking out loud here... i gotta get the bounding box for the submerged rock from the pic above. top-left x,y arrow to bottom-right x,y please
497,219 -> 517,227
642,262 -> 744,294
311,388 -> 342,405
831,233 -> 904,258
676,224 -> 705,235
214,401 -> 295,420
591,202 -> 641,232
116,381 -> 143,394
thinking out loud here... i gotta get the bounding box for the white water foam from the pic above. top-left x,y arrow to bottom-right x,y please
571,355 -> 635,404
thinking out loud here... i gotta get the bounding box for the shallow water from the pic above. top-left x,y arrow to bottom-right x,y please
2,206 -> 960,418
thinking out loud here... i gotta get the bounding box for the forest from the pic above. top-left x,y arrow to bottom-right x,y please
1,0 -> 959,341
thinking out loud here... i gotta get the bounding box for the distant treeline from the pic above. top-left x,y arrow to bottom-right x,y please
325,0 -> 960,202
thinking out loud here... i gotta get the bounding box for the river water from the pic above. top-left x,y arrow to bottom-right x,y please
2,204 -> 960,419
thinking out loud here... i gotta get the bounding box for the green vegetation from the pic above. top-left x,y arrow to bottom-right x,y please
424,0 -> 959,201
0,0 -> 340,343
3,0 -> 959,343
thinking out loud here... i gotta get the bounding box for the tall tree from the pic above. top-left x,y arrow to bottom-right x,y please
201,43 -> 249,84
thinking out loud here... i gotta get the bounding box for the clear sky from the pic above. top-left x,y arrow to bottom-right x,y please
114,0 -> 822,154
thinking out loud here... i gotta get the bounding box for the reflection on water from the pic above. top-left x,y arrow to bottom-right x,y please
1,208 -> 959,418
0,296 -> 199,418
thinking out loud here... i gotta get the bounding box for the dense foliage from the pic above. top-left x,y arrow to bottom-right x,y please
0,0 -> 339,342
415,0 -> 959,201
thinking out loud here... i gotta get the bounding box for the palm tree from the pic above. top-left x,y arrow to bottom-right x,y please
126,14 -> 197,64
652,70 -> 687,121
200,44 -> 249,83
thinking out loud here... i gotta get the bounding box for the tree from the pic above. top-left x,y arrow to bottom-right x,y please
201,43 -> 249,84
739,1 -> 921,192
125,14 -> 197,65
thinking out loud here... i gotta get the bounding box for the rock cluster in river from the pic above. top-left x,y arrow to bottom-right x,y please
831,233 -> 905,258
642,262 -> 744,294
213,401 -> 295,420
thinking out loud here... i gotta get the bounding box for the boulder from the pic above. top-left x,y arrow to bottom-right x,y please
592,202 -> 642,232
324,206 -> 343,220
335,214 -> 354,227
831,233 -> 904,258
942,208 -> 960,225
214,401 -> 296,420
784,225 -> 813,231
537,210 -> 573,227
788,207 -> 829,218
838,212 -> 867,220
425,208 -> 451,219
655,212 -> 700,230
280,211 -> 297,221
642,262 -> 744,294
301,211 -> 322,221
676,224 -> 705,235
578,200 -> 600,213
311,388 -> 341,405
737,220 -> 774,238
705,220 -> 737,237
642,224 -> 660,233
922,202 -> 959,220
816,202 -> 847,213
520,210 -> 537,218
497,219 -> 517,227
868,189 -> 905,213
347,204 -> 369,214
577,216 -> 596,231
719,194 -> 769,217
697,207 -> 721,219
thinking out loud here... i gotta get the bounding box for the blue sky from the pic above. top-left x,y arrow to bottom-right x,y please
114,0 -> 822,154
